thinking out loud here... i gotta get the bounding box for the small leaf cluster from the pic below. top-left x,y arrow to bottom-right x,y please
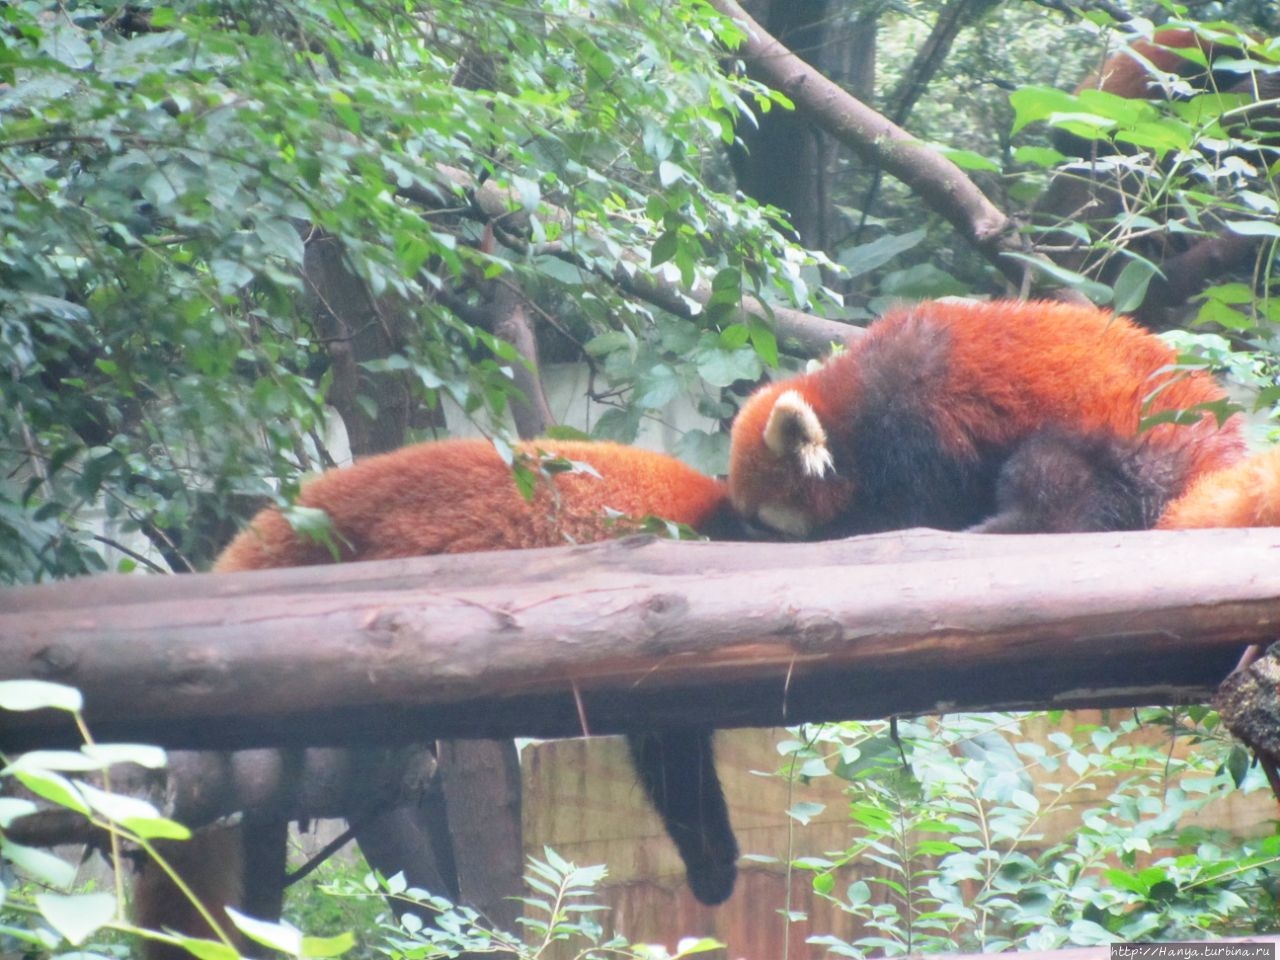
326,848 -> 721,960
0,678 -> 355,958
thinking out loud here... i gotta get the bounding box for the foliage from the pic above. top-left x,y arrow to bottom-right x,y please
285,844 -> 384,960
833,6 -> 1280,320
0,679 -> 718,959
6,0 -> 1280,583
336,850 -> 721,960
1008,18 -> 1280,318
0,0 -> 812,583
774,710 -> 1280,957
7,1 -> 1280,956
0,677 -> 356,958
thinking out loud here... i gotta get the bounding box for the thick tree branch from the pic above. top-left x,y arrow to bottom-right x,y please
304,233 -> 413,457
1,528 -> 1273,752
710,0 -> 1082,298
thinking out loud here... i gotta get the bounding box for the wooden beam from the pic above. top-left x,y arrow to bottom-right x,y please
2,528 -> 1277,751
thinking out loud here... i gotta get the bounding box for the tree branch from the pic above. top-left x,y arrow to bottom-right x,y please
884,0 -> 1000,127
429,165 -> 859,355
710,0 -> 1082,298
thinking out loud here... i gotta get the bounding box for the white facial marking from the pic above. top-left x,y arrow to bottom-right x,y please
757,502 -> 814,539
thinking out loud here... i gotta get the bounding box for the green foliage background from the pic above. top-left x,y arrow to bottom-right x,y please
1,0 -> 810,582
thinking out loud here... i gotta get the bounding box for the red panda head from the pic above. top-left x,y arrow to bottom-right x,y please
728,380 -> 855,539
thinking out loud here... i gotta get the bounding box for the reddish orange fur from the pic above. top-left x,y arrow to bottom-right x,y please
140,438 -> 729,956
1078,28 -> 1221,99
729,299 -> 1243,535
134,826 -> 245,960
1158,446 -> 1280,528
216,438 -> 729,570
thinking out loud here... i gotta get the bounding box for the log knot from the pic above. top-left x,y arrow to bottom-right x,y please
640,592 -> 689,631
32,642 -> 79,676
794,615 -> 843,651
362,609 -> 407,647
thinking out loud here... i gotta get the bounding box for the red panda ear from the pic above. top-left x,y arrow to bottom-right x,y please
763,389 -> 834,478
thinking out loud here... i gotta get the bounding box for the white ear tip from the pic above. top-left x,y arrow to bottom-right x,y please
764,390 -> 833,478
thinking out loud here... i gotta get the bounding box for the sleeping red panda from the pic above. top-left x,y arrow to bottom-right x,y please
135,438 -> 742,958
727,299 -> 1246,539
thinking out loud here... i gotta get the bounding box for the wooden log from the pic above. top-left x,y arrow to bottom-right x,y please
2,528 -> 1278,751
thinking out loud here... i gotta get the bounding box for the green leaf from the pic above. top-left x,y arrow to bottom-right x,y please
1002,253 -> 1112,303
227,908 -> 303,953
583,330 -> 633,357
747,319 -> 779,368
658,160 -> 684,187
209,258 -> 254,293
1225,744 -> 1250,788
255,219 -> 306,266
2,839 -> 78,888
511,175 -> 541,211
1112,259 -> 1159,315
934,145 -> 1000,172
0,680 -> 83,713
0,796 -> 38,827
301,931 -> 357,957
696,346 -> 761,387
10,769 -> 89,815
634,364 -> 681,409
837,229 -> 927,279
651,231 -> 679,267
673,936 -> 725,957
6,749 -> 103,773
1224,219 -> 1280,238
786,800 -> 825,825
1008,85 -> 1084,132
82,743 -> 168,769
74,781 -> 187,838
35,892 -> 117,945
162,936 -> 241,960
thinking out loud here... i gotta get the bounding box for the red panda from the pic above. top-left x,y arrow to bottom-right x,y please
1052,26 -> 1276,158
1078,28 -> 1244,102
727,299 -> 1245,539
136,438 -> 742,959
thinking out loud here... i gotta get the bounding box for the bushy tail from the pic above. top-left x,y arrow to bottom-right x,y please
133,824 -> 246,960
626,728 -> 739,905
134,821 -> 287,960
1158,446 -> 1280,529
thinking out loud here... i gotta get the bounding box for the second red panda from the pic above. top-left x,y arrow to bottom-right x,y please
136,438 -> 742,959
